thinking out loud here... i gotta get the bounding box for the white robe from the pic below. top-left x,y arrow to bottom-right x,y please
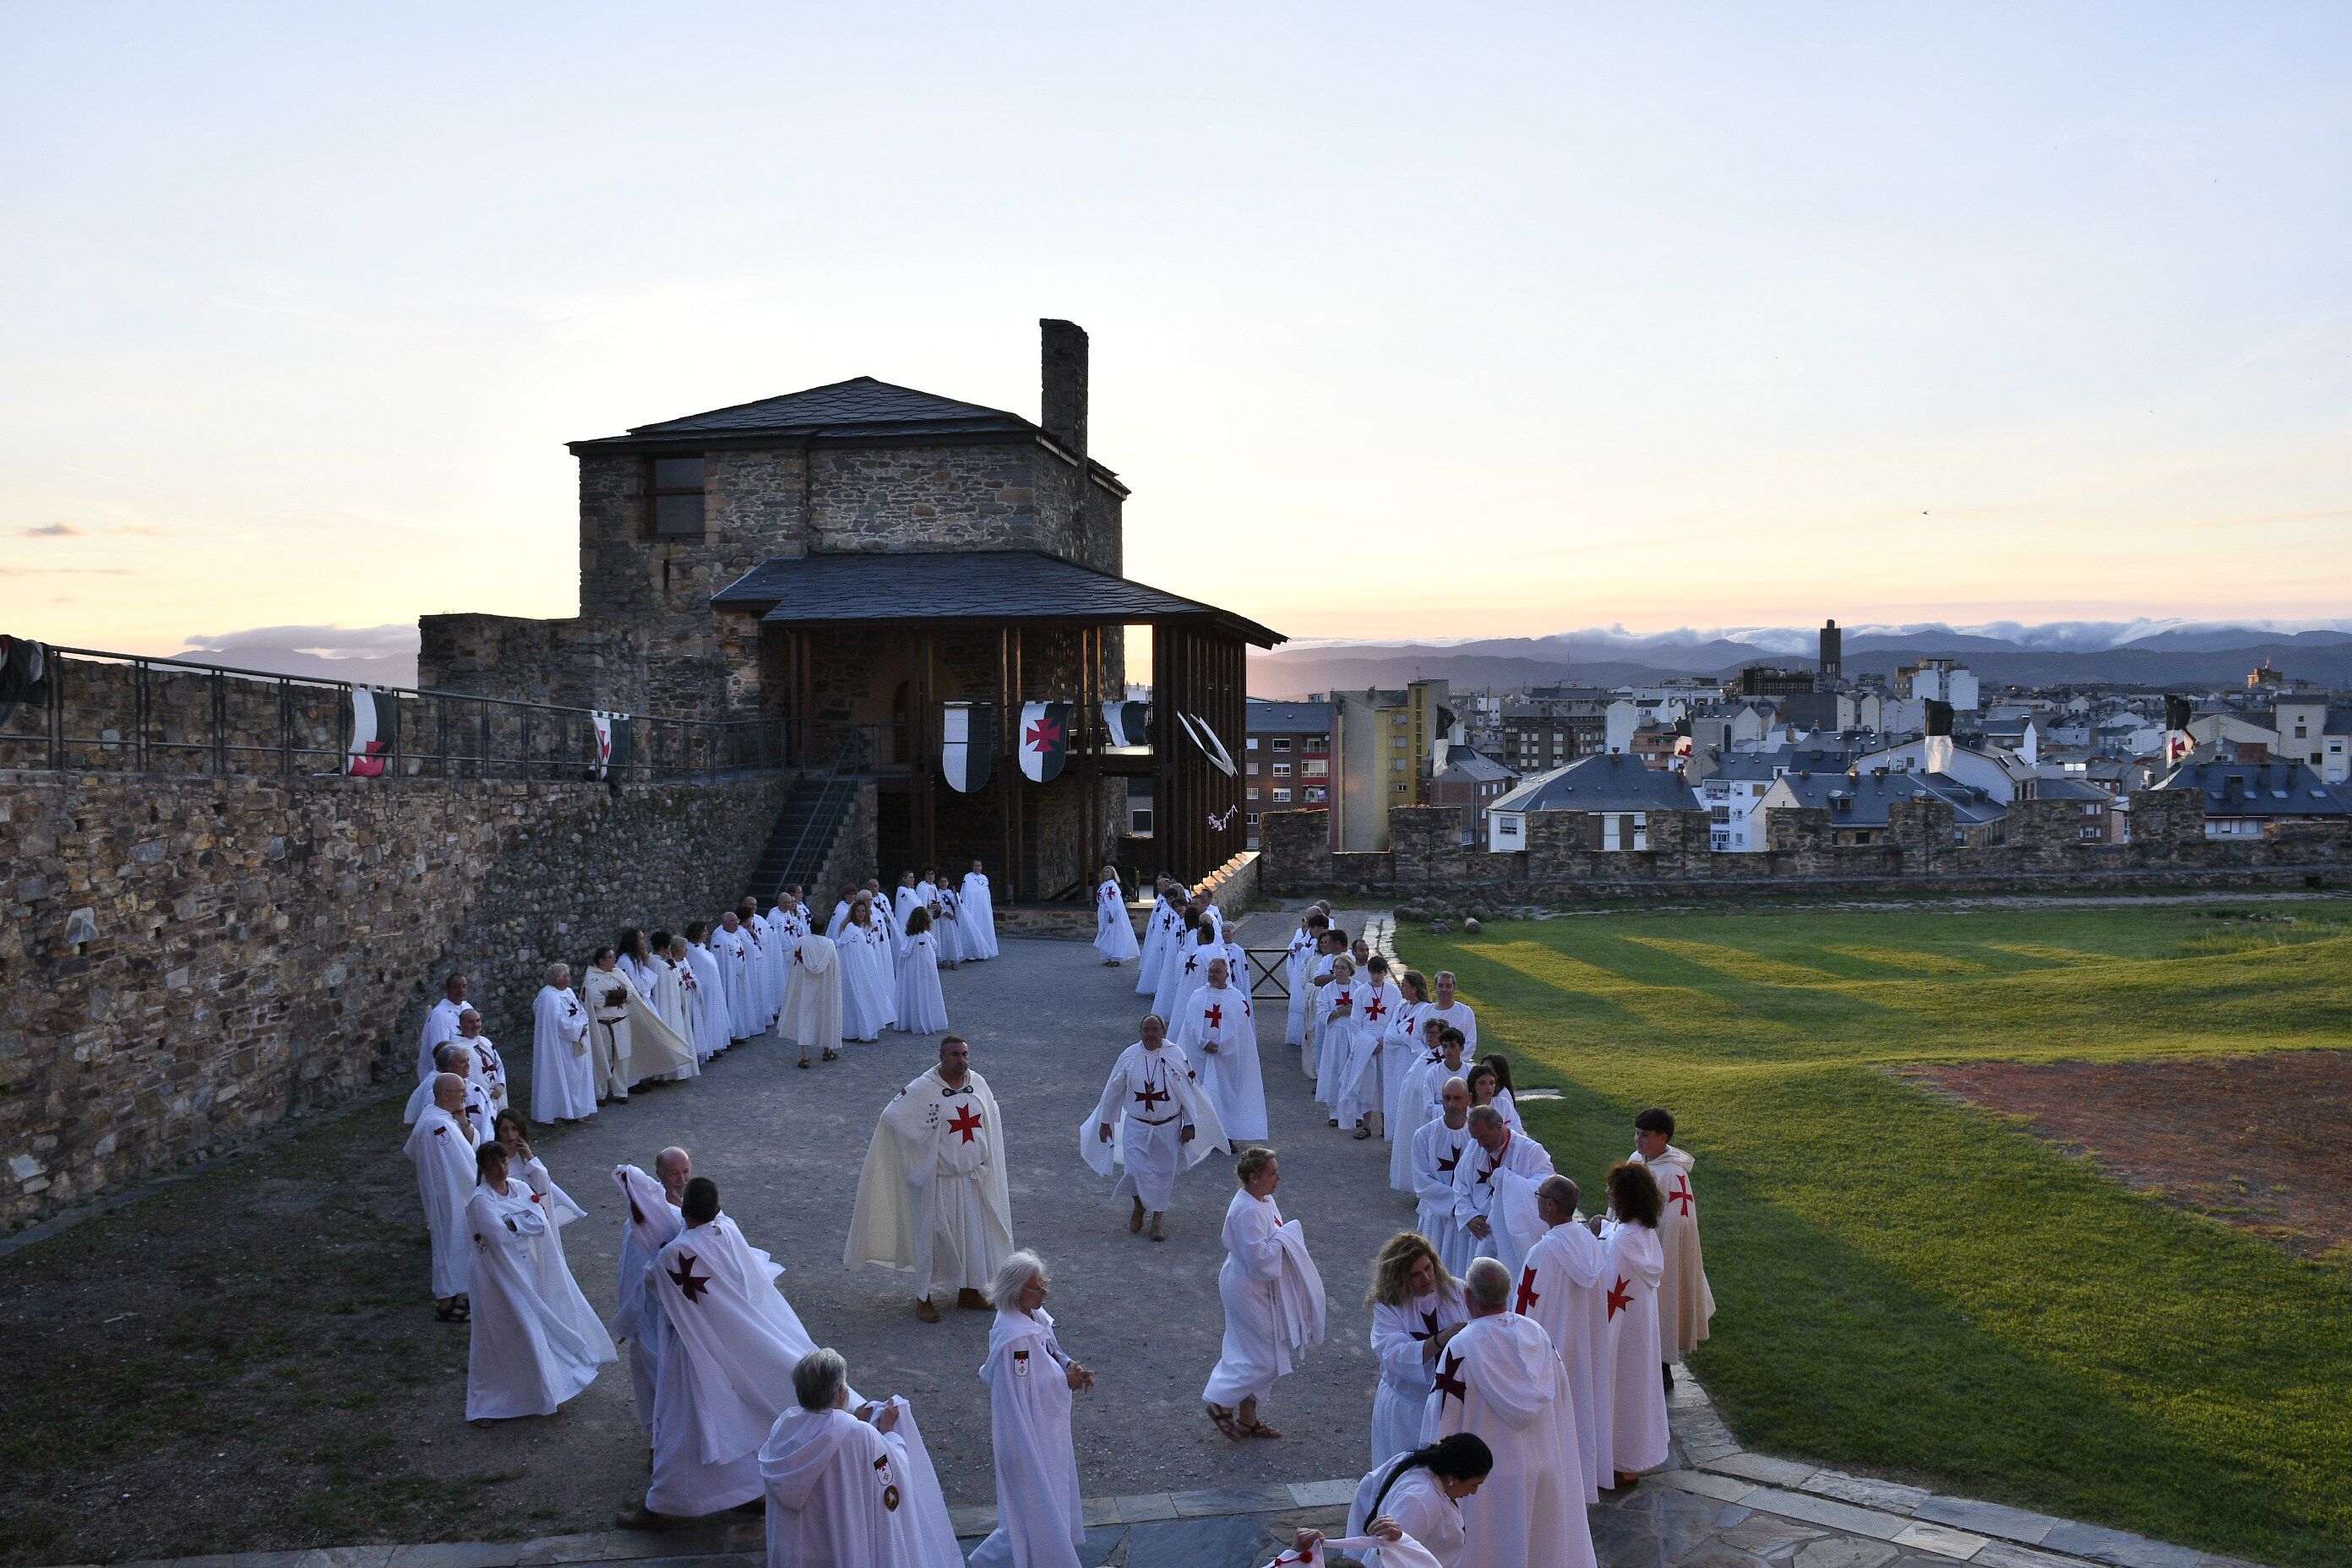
783,934 -> 846,1059
1369,1283 -> 1468,1467
711,925 -> 759,1040
760,1402 -> 961,1568
892,932 -> 950,1034
845,1067 -> 1015,1298
651,957 -> 699,1081
1349,1459 -> 1469,1568
1424,1000 -> 1478,1050
1390,1045 -> 1444,1194
465,1172 -> 615,1419
1601,1219 -> 1669,1473
1629,1144 -> 1716,1355
1137,895 -> 1173,994
1173,981 -> 1268,1141
530,984 -> 596,1123
960,871 -> 1000,959
1423,1312 -> 1595,1568
613,1174 -> 681,1440
405,1104 -> 477,1298
1168,937 -> 1219,1038
826,900 -> 852,941
681,943 -> 728,1060
1282,926 -> 1315,1046
968,1309 -> 1085,1568
1314,972 -> 1355,1107
416,995 -> 465,1082
1079,1041 -> 1227,1212
1092,879 -> 1140,962
654,1213 -> 826,1467
1301,952 -> 1337,1082
1451,1130 -> 1554,1279
403,1067 -> 495,1142
471,1035 -> 509,1112
1337,978 -> 1405,1130
1201,1189 -> 1325,1407
1520,1222 -> 1612,1500
1412,1119 -> 1476,1279
840,923 -> 894,1042
933,891 -> 965,965
1146,917 -> 1190,1020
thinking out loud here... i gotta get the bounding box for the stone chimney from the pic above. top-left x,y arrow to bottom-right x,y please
1040,318 -> 1088,461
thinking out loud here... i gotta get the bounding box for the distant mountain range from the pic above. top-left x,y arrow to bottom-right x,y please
1249,621 -> 2352,699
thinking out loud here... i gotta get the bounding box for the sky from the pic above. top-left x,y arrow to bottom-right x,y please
3,3 -> 2349,666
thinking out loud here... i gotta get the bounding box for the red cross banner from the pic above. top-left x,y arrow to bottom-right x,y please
590,711 -> 614,780
346,687 -> 396,777
1018,700 -> 1072,783
942,701 -> 994,792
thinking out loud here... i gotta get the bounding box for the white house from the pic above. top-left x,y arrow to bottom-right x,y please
1487,753 -> 1702,853
1852,734 -> 2034,803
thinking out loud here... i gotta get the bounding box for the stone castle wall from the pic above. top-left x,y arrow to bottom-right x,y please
0,767 -> 794,1231
1261,796 -> 2352,901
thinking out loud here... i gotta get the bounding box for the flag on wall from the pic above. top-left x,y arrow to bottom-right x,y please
1101,700 -> 1149,749
1179,711 -> 1239,777
943,702 -> 994,792
346,688 -> 396,777
1018,701 -> 1072,783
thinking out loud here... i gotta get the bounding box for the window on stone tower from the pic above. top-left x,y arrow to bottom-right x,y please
648,456 -> 706,536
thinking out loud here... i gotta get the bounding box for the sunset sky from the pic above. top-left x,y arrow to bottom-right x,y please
4,4 -> 2348,663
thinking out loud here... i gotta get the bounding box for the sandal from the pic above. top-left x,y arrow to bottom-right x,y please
1239,1418 -> 1282,1439
1353,1125 -> 1371,1141
435,1299 -> 467,1323
822,1048 -> 840,1062
1205,1404 -> 1245,1441
798,1058 -> 811,1070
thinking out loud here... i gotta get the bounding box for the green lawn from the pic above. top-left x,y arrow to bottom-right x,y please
1404,902 -> 2352,1568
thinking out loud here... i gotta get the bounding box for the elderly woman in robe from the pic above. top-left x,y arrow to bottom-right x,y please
759,1348 -> 961,1568
1201,1147 -> 1324,1442
968,1252 -> 1092,1568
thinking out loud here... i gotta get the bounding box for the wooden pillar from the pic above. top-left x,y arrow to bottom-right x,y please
1080,623 -> 1098,886
913,628 -> 936,869
996,626 -> 1015,901
1009,626 -> 1026,901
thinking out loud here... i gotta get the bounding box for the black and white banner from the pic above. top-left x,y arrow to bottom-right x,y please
1177,710 -> 1239,776
943,702 -> 994,792
1018,700 -> 1072,783
346,688 -> 397,777
1100,699 -> 1149,749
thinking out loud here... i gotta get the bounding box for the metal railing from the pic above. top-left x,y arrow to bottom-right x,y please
767,743 -> 865,896
0,645 -> 788,781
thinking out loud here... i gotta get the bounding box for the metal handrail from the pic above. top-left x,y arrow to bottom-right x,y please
771,743 -> 863,896
0,642 -> 789,781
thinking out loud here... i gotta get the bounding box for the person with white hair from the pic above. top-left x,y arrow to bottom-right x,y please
403,1039 -> 495,1141
1081,1013 -> 1227,1243
405,1071 -> 478,1320
969,1252 -> 1092,1568
757,1348 -> 961,1567
531,963 -> 596,1124
1424,1258 -> 1594,1568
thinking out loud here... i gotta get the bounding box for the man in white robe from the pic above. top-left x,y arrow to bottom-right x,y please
1413,1077 -> 1478,1277
960,859 -> 999,959
405,1072 -> 477,1316
1337,955 -> 1405,1137
846,1036 -> 1015,1323
1281,910 -> 1321,1048
531,964 -> 596,1123
682,923 -> 732,1059
1390,1016 -> 1449,1194
1137,878 -> 1173,995
1175,958 -> 1268,1141
1629,1107 -> 1716,1372
760,1348 -> 962,1568
782,932 -> 845,1065
649,937 -> 699,1082
892,872 -> 923,930
1423,1258 -> 1595,1568
614,1150 -> 689,1438
1093,868 -> 1140,964
1082,1014 -> 1228,1241
1424,972 -> 1478,1051
625,1176 -> 832,1527
404,1040 -> 495,1141
1451,1107 -> 1553,1279
710,913 -> 757,1042
1516,1176 -> 1611,1501
466,1141 -> 616,1422
582,950 -> 634,1102
416,973 -> 470,1081
454,1008 -> 508,1112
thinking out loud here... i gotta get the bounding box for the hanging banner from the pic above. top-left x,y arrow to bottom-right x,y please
1018,700 -> 1072,783
346,688 -> 395,777
590,711 -> 614,780
942,702 -> 994,792
1101,699 -> 1150,749
1182,710 -> 1239,777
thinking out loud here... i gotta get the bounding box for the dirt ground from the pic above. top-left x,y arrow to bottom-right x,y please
0,928 -> 1417,1567
1906,1049 -> 2352,1260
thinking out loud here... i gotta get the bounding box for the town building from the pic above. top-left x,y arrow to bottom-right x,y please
1244,699 -> 1334,848
2150,760 -> 2352,839
1429,751 -> 1521,846
1755,767 -> 2008,848
1332,679 -> 1450,851
1486,752 -> 1699,852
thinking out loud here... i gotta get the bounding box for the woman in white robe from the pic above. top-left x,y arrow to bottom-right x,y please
892,912 -> 951,1035
783,934 -> 845,1066
1337,958 -> 1405,1140
1201,1148 -> 1323,1441
933,885 -> 965,967
1365,1233 -> 1469,1466
969,1252 -> 1092,1568
760,1349 -> 962,1568
1465,1062 -> 1524,1135
530,966 -> 596,1124
464,1141 -> 616,1423
1344,1435 -> 1494,1568
1282,914 -> 1320,1047
1149,906 -> 1197,1020
960,863 -> 1000,960
1314,957 -> 1358,1115
648,935 -> 699,1082
1601,1162 -> 1671,1481
1092,869 -> 1139,964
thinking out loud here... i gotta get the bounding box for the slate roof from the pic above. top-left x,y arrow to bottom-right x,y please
570,377 -> 1048,452
2034,777 -> 2112,801
1439,751 -> 1517,784
1706,746 -> 1853,782
2151,760 -> 2352,818
1766,770 -> 2007,828
711,549 -> 1283,645
1248,700 -> 1332,735
1490,754 -> 1699,815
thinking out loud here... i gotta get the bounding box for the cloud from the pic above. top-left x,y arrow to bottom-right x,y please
177,623 -> 421,685
18,522 -> 83,537
0,564 -> 133,575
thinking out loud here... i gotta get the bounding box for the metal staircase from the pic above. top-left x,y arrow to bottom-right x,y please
749,749 -> 860,901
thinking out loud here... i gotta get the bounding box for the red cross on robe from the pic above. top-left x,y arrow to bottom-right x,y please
946,1105 -> 985,1144
1667,1175 -> 1695,1217
667,1253 -> 711,1303
1435,1143 -> 1463,1174
1202,1002 -> 1224,1031
1363,995 -> 1388,1024
1433,1351 -> 1468,1406
1606,1275 -> 1633,1319
1133,1082 -> 1170,1112
1515,1266 -> 1542,1315
1410,1310 -> 1440,1342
